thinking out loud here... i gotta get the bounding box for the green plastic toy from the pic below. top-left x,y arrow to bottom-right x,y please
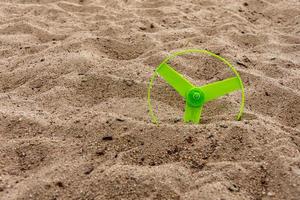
147,49 -> 245,124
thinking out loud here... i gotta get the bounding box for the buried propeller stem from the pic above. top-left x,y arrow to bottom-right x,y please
184,88 -> 205,123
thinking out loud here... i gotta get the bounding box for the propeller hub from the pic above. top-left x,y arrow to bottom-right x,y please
187,88 -> 205,107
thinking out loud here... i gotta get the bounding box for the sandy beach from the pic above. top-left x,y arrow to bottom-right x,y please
0,0 -> 299,199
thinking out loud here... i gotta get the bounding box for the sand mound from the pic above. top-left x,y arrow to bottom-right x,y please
0,0 -> 299,199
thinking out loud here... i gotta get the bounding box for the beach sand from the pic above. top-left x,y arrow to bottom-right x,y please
0,0 -> 299,199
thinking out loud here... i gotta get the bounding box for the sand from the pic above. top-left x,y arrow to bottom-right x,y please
0,0 -> 299,199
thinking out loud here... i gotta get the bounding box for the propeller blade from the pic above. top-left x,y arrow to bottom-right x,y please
183,103 -> 203,123
200,76 -> 242,103
156,63 -> 195,98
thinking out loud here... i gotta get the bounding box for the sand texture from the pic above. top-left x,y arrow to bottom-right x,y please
0,0 -> 300,199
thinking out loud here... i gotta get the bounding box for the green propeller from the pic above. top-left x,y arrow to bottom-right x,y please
147,49 -> 245,124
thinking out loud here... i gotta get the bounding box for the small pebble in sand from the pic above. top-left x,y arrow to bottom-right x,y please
267,191 -> 275,196
228,184 -> 240,192
220,124 -> 228,128
173,117 -> 181,123
83,165 -> 94,175
124,79 -> 134,87
116,117 -> 125,122
185,136 -> 193,143
96,149 -> 105,156
55,181 -> 64,188
102,135 -> 113,141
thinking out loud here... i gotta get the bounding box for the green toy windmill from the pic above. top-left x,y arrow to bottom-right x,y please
148,49 -> 245,124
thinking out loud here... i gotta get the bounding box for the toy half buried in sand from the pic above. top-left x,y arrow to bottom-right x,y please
147,49 -> 245,124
